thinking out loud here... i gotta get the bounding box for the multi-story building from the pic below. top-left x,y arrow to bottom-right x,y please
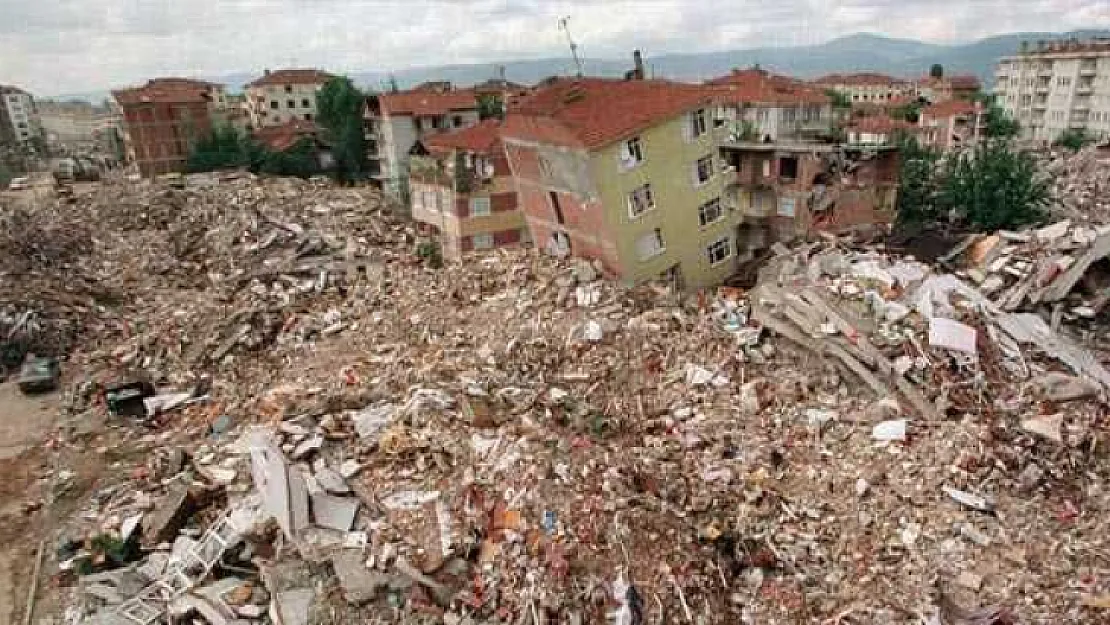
408,120 -> 528,259
813,73 -> 916,104
919,100 -> 986,151
0,85 -> 42,148
845,115 -> 918,146
994,38 -> 1110,142
37,100 -> 124,156
244,69 -> 335,129
363,85 -> 480,196
112,78 -> 228,177
916,75 -> 982,103
707,68 -> 835,142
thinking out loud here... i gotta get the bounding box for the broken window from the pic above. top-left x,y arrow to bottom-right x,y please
698,198 -> 723,227
549,191 -> 565,225
689,109 -> 707,139
778,196 -> 797,217
619,137 -> 644,169
693,155 -> 714,186
636,228 -> 666,260
472,233 -> 494,250
627,184 -> 655,218
706,237 -> 731,265
779,156 -> 799,181
470,197 -> 491,216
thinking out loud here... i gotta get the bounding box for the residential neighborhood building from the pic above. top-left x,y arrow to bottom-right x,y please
813,73 -> 916,104
244,69 -> 335,129
994,38 -> 1110,142
706,68 -> 835,142
37,100 -> 124,157
0,84 -> 42,147
112,77 -> 228,177
919,100 -> 986,150
363,85 -> 481,196
916,74 -> 982,103
408,120 -> 528,259
846,115 -> 918,146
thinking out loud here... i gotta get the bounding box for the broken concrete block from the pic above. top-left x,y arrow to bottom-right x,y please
338,459 -> 361,479
1033,372 -> 1101,402
271,588 -> 313,625
311,492 -> 358,531
352,404 -> 396,440
331,551 -> 391,604
1021,413 -> 1064,444
290,434 -> 323,460
928,317 -> 977,354
313,466 -> 350,494
249,429 -> 309,540
142,482 -> 194,547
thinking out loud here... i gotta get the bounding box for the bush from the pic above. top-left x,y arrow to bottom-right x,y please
1054,128 -> 1094,152
984,106 -> 1020,139
188,125 -> 252,172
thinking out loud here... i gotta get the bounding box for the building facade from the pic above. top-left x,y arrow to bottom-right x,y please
813,73 -> 917,104
245,69 -> 335,129
707,68 -> 835,142
994,38 -> 1110,142
0,85 -> 42,147
408,120 -> 528,259
112,78 -> 227,177
363,85 -> 481,196
37,100 -> 123,157
919,100 -> 986,151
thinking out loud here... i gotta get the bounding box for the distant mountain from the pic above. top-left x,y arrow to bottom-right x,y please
48,29 -> 1110,101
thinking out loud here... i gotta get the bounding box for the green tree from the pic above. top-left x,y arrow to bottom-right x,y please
258,138 -> 319,178
187,125 -> 252,172
1053,128 -> 1094,151
930,64 -> 944,79
939,141 -> 1048,231
890,101 -> 923,123
983,105 -> 1020,139
316,76 -> 367,183
826,89 -> 852,110
894,134 -> 942,228
477,94 -> 504,120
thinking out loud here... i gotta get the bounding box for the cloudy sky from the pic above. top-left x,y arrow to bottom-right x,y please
2,0 -> 1107,95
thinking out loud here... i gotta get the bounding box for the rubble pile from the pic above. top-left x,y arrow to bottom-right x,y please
1042,145 -> 1110,223
23,174 -> 1110,625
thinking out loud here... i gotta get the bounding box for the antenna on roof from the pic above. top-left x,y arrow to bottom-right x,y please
559,16 -> 584,78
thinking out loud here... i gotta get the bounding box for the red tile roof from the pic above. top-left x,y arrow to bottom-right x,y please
504,77 -> 715,150
253,120 -> 320,151
422,119 -> 501,155
112,78 -> 222,106
921,100 -> 981,119
379,88 -> 479,117
814,72 -> 908,87
947,75 -> 982,90
246,69 -> 335,88
850,116 -> 918,134
706,68 -> 830,105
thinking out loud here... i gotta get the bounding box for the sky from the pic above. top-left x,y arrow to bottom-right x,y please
2,0 -> 1108,96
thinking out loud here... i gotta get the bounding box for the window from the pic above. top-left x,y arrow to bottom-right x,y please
422,190 -> 437,212
781,107 -> 796,123
689,108 -> 707,139
778,197 -> 797,217
472,233 -> 494,249
270,101 -> 279,110
636,228 -> 666,260
698,198 -> 723,227
693,155 -> 714,186
304,113 -> 312,121
284,85 -> 293,94
453,115 -> 464,127
706,237 -> 731,265
619,137 -> 644,169
549,191 -> 565,224
414,118 -> 423,132
301,98 -> 310,108
779,156 -> 798,181
627,184 -> 655,218
470,197 -> 491,216
287,100 -> 296,108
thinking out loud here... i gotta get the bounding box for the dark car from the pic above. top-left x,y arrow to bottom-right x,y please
17,356 -> 60,394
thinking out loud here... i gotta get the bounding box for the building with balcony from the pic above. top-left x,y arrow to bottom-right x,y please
0,85 -> 42,148
813,73 -> 916,104
919,100 -> 986,151
994,38 -> 1110,142
244,69 -> 335,129
363,84 -> 481,198
408,120 -> 528,259
706,68 -> 835,142
112,78 -> 229,177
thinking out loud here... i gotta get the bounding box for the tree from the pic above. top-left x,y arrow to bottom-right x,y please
187,125 -> 252,172
1054,128 -> 1094,151
477,94 -> 504,121
894,134 -> 942,228
983,105 -> 1020,139
930,64 -> 944,79
316,76 -> 367,183
826,89 -> 852,110
890,101 -> 923,124
258,138 -> 319,178
938,140 -> 1048,231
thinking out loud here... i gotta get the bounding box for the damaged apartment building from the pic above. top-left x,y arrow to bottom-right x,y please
491,65 -> 899,289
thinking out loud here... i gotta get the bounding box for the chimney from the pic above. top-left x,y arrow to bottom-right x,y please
633,50 -> 645,80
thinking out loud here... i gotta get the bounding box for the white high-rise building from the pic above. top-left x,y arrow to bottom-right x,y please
0,85 -> 42,146
994,38 -> 1110,143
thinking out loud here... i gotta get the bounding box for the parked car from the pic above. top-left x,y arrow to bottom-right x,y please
7,176 -> 30,191
17,356 -> 60,394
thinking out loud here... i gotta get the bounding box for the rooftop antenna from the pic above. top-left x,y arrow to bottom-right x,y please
559,16 -> 584,77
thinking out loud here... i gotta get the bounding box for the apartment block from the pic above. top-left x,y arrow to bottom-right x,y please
37,100 -> 124,156
919,100 -> 986,151
917,75 -> 982,103
845,115 -> 918,146
707,68 -> 835,142
408,120 -> 528,259
245,69 -> 335,129
813,73 -> 916,104
994,38 -> 1110,142
363,84 -> 480,196
112,78 -> 228,177
0,85 -> 42,147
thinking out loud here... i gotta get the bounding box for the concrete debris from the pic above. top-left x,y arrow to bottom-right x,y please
25,173 -> 1110,624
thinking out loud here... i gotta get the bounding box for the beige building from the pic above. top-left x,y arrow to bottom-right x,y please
37,100 -> 123,155
0,85 -> 42,147
994,38 -> 1110,142
245,69 -> 335,129
813,73 -> 916,104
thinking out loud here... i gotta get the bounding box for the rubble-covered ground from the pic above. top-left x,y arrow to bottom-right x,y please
3,170 -> 1110,625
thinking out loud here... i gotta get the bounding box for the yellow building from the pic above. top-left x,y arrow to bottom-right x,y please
244,69 -> 335,129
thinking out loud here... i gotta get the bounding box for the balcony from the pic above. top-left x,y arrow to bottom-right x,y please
1036,65 -> 1054,77
1033,99 -> 1048,109
1073,99 -> 1092,111
1080,64 -> 1098,77
1076,84 -> 1094,96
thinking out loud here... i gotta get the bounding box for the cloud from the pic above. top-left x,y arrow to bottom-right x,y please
0,0 -> 1105,95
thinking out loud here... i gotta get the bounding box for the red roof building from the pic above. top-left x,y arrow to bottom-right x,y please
706,68 -> 834,141
245,69 -> 336,129
919,100 -> 985,150
813,72 -> 916,104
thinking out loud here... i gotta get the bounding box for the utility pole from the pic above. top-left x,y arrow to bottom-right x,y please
559,16 -> 583,78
